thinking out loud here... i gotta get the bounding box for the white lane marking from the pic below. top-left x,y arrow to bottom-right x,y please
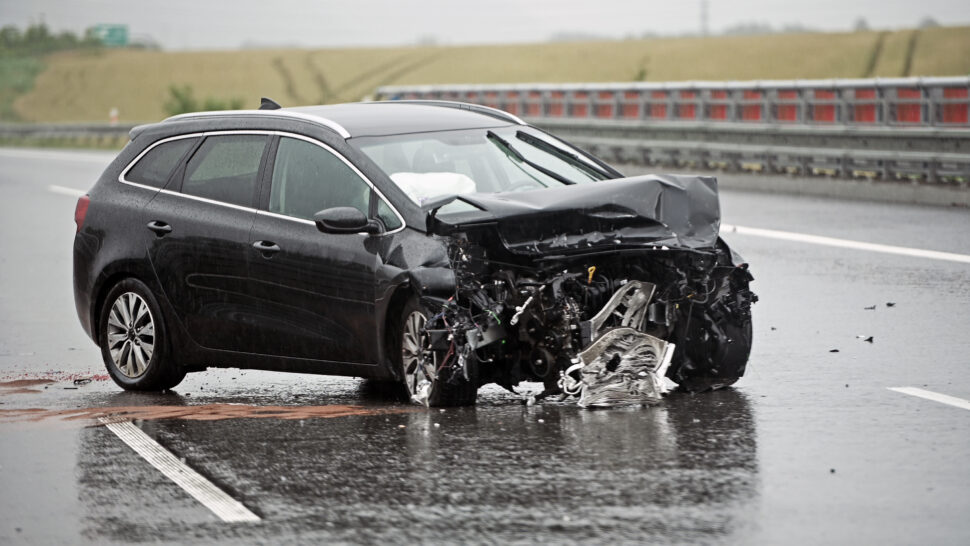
100,418 -> 261,523
721,223 -> 970,264
48,184 -> 86,198
888,387 -> 970,411
0,147 -> 113,164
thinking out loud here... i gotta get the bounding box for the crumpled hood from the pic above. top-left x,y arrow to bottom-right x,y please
448,174 -> 720,255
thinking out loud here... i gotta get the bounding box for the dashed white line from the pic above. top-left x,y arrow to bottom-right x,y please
0,147 -> 113,164
888,387 -> 970,411
100,418 -> 261,523
721,224 -> 970,264
48,184 -> 86,198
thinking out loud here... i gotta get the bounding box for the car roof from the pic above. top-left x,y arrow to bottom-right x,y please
161,101 -> 524,139
288,102 -> 521,137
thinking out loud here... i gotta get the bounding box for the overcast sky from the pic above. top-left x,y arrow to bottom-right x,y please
2,0 -> 968,50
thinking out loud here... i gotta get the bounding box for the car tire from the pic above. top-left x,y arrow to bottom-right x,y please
394,297 -> 478,407
98,278 -> 185,391
670,266 -> 754,393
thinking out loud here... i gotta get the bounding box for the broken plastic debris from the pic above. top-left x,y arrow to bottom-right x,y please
573,328 -> 674,408
856,335 -> 874,343
411,380 -> 431,408
864,305 -> 876,310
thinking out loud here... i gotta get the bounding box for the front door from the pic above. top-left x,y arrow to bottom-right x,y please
246,135 -> 382,364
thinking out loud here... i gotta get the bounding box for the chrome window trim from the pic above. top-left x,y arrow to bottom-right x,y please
164,110 -> 352,139
256,209 -> 315,226
158,188 -> 258,213
118,130 -> 406,236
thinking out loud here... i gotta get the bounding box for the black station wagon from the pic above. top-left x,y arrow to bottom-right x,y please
73,100 -> 755,407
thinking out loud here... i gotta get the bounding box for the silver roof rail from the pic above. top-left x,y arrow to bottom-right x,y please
164,109 -> 351,139
379,100 -> 527,126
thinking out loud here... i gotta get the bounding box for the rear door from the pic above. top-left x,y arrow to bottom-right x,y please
245,135 -> 392,364
144,132 -> 270,351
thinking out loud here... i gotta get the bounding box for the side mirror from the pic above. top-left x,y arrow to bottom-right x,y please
313,207 -> 383,235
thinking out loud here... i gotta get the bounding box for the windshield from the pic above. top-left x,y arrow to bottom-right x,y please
350,126 -> 612,208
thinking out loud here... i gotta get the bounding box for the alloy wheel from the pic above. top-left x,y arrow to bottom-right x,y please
105,292 -> 155,378
401,310 -> 437,398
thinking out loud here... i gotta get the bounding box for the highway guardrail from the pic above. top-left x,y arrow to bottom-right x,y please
377,77 -> 970,184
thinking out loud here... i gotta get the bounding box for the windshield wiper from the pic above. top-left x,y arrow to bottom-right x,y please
486,130 -> 574,186
515,130 -> 612,180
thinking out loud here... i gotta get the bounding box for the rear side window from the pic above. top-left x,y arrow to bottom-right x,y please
182,135 -> 267,208
125,138 -> 197,188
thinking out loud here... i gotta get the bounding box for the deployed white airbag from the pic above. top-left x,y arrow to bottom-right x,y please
390,172 -> 477,206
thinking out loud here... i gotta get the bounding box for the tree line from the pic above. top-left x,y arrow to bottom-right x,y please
0,23 -> 101,57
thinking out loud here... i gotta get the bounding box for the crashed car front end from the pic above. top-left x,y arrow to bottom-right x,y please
407,174 -> 756,407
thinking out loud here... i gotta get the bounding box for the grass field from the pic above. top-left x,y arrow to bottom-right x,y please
0,56 -> 44,121
11,26 -> 970,123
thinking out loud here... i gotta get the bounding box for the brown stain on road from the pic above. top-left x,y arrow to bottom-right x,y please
0,379 -> 57,388
0,403 -> 413,424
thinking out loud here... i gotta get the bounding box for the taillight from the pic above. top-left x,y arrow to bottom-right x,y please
75,195 -> 90,233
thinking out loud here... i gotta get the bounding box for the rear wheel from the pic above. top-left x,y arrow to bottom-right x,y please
394,298 -> 477,407
99,278 -> 185,391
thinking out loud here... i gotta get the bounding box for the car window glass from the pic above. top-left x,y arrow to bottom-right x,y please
270,137 -> 378,222
126,138 -> 196,188
376,198 -> 402,230
182,135 -> 266,207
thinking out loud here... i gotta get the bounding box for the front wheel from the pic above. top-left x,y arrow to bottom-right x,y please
99,278 -> 185,391
394,298 -> 477,407
669,266 -> 755,393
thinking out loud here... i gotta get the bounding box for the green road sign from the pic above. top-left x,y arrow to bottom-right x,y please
91,24 -> 128,47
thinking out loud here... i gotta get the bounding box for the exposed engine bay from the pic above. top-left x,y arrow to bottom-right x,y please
411,230 -> 756,408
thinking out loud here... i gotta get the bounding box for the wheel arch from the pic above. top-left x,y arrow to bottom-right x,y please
379,282 -> 419,381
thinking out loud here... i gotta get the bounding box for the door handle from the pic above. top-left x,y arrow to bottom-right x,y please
252,240 -> 281,255
147,221 -> 172,236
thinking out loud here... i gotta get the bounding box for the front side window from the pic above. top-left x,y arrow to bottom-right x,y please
270,137 -> 398,227
182,135 -> 267,207
126,137 -> 197,188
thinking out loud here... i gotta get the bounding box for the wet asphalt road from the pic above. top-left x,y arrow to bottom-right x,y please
1,147 -> 969,544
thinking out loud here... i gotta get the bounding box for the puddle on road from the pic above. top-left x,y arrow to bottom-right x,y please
0,403 -> 412,424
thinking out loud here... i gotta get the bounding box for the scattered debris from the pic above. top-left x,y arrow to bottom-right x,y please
886,302 -> 896,307
856,335 -> 874,343
770,327 -> 777,331
829,349 -> 840,353
561,327 -> 674,408
864,305 -> 876,310
72,377 -> 93,386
